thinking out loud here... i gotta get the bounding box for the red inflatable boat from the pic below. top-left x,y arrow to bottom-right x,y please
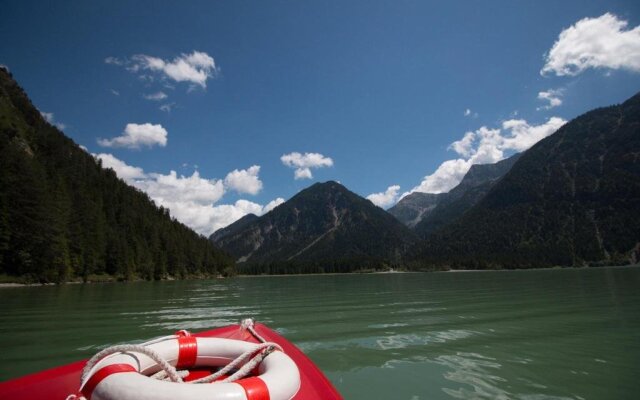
0,320 -> 342,400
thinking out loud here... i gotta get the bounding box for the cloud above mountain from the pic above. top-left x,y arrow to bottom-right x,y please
407,117 -> 566,195
224,165 -> 263,195
367,185 -> 401,209
98,123 -> 168,149
280,152 -> 334,179
542,13 -> 640,76
93,154 -> 278,235
537,89 -> 564,110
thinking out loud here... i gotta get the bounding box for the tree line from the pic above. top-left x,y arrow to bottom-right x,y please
0,69 -> 234,283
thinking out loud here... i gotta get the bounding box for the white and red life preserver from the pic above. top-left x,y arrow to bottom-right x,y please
79,334 -> 301,400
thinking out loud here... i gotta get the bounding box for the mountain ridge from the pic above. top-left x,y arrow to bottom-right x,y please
413,153 -> 522,236
408,91 -> 640,269
211,181 -> 418,273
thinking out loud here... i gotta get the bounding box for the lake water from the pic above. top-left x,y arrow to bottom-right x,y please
1,267 -> 639,399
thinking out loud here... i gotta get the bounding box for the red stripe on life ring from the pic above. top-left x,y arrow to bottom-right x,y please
176,336 -> 198,369
81,364 -> 137,399
237,377 -> 270,400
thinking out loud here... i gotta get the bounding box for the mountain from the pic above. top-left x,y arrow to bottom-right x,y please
413,153 -> 522,236
211,181 -> 418,274
210,213 -> 259,242
389,153 -> 520,232
408,92 -> 640,269
387,192 -> 444,227
0,68 -> 234,282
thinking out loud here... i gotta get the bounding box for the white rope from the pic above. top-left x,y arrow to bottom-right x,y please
189,342 -> 282,384
241,318 -> 267,343
80,344 -> 183,388
69,321 -> 279,399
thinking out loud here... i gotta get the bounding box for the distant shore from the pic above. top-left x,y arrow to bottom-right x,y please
2,264 -> 637,287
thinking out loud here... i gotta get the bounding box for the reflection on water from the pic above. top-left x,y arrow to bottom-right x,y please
1,267 -> 639,400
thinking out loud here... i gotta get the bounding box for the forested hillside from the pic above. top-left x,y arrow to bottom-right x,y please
413,153 -> 521,236
408,92 -> 640,269
211,181 -> 418,274
0,68 -> 234,282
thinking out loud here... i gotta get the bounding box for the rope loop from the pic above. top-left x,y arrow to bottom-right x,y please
68,322 -> 279,399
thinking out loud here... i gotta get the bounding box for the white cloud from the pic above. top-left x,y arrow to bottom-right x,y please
104,56 -> 124,66
501,117 -> 567,151
294,168 -> 313,180
263,198 -> 285,213
224,165 -> 263,195
40,111 -> 67,130
143,91 -> 168,101
130,51 -> 218,88
281,152 -> 334,179
407,117 -> 567,195
542,13 -> 640,76
110,89 -> 120,96
537,89 -> 564,110
95,153 -> 147,180
367,185 -> 401,209
98,123 -> 168,149
159,103 -> 176,113
449,131 -> 476,158
136,170 -> 225,205
463,108 -> 478,118
91,153 -> 284,236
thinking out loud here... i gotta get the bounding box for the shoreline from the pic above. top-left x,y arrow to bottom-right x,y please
2,264 -> 638,287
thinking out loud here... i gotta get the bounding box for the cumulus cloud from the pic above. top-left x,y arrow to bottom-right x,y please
224,165 -> 263,195
98,123 -> 168,149
367,185 -> 401,209
92,153 -> 283,235
143,91 -> 168,101
107,51 -> 219,88
95,153 -> 147,180
407,117 -> 567,195
542,13 -> 640,76
281,152 -> 334,179
135,170 -> 225,205
537,89 -> 564,110
40,111 -> 66,130
263,197 -> 285,213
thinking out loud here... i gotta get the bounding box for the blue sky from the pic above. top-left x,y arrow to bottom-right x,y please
2,1 -> 640,235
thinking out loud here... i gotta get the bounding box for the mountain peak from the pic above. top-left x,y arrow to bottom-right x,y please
410,90 -> 640,268
211,181 -> 417,272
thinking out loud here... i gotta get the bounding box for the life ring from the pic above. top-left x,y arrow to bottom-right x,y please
79,334 -> 301,400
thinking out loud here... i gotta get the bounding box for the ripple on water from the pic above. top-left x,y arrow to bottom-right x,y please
377,330 -> 476,350
119,306 -> 258,330
367,323 -> 409,329
434,352 -> 576,400
298,329 -> 476,353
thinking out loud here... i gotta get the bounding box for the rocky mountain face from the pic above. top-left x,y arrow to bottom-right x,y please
387,192 -> 444,227
413,153 -> 522,237
389,153 -> 520,234
211,181 -> 418,273
409,92 -> 640,269
209,213 -> 259,243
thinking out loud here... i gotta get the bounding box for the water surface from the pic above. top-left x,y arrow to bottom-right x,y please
1,267 -> 639,399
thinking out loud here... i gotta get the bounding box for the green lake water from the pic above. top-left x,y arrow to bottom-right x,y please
1,266 -> 639,399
